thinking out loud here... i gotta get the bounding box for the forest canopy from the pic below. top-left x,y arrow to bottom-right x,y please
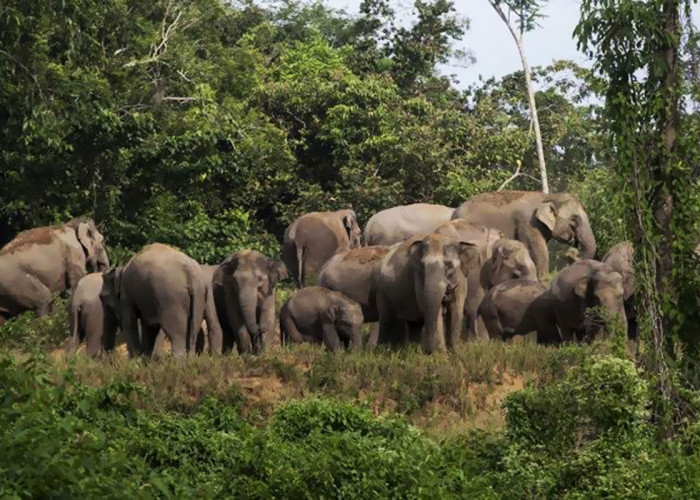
0,0 -> 612,263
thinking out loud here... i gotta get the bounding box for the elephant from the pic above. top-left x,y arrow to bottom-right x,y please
101,243 -> 220,359
433,220 -> 538,339
0,217 -> 110,325
213,250 -> 287,355
452,191 -> 597,280
317,245 -> 390,322
478,279 -> 548,341
68,273 -> 118,356
373,233 -> 482,353
363,203 -> 455,246
508,259 -> 627,343
196,264 -> 224,353
279,286 -> 364,351
283,209 -> 362,287
602,241 -> 636,339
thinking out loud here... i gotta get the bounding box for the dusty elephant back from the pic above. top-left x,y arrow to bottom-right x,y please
318,246 -> 389,321
364,203 -> 454,246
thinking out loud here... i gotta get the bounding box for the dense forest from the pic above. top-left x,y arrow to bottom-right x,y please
0,0 -> 618,262
2,0 -> 700,497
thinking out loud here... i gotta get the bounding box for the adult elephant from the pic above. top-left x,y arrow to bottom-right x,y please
283,209 -> 361,287
509,259 -> 627,343
373,233 -> 481,353
602,241 -> 636,339
317,245 -> 390,322
101,243 -> 219,359
213,250 -> 287,355
0,217 -> 109,325
452,191 -> 596,280
364,203 -> 454,246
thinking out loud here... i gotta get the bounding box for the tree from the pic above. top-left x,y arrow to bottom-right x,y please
485,0 -> 549,193
576,0 -> 700,429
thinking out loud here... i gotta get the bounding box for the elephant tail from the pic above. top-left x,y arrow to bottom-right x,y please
187,276 -> 206,354
296,245 -> 304,287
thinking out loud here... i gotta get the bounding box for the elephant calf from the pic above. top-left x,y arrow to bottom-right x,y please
280,287 -> 364,351
68,273 -> 118,356
478,279 -> 547,341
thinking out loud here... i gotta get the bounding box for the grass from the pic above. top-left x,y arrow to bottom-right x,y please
41,339 -> 609,437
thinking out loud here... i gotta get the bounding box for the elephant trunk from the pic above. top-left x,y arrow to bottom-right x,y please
94,246 -> 110,272
421,270 -> 447,354
576,212 -> 597,259
238,287 -> 260,350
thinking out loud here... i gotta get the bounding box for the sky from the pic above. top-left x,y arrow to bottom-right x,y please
326,0 -> 700,89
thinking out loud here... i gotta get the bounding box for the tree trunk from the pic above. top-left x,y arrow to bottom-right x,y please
517,38 -> 549,194
489,2 -> 549,194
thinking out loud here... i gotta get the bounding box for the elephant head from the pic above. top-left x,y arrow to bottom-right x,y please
338,209 -> 362,248
99,267 -> 123,322
220,251 -> 286,354
488,239 -> 538,286
534,195 -> 596,259
70,218 -> 110,272
325,300 -> 364,349
409,234 -> 481,352
574,262 -> 626,337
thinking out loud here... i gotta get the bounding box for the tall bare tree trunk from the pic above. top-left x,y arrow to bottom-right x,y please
489,2 -> 549,194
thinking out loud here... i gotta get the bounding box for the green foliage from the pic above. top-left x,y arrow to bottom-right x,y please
4,348 -> 700,497
0,299 -> 68,351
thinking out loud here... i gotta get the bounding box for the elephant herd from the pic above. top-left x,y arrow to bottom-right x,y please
0,190 -> 653,357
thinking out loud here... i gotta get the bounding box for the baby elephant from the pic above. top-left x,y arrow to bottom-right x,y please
280,287 -> 364,351
68,273 -> 118,356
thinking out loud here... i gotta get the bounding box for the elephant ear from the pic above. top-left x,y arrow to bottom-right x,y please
100,267 -> 122,313
457,241 -> 481,276
76,221 -> 96,260
408,239 -> 425,268
322,305 -> 337,324
535,202 -> 557,232
574,275 -> 590,299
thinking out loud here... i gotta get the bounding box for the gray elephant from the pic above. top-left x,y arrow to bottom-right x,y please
0,217 -> 109,325
452,191 -> 597,280
508,259 -> 627,343
213,250 -> 287,355
602,241 -> 636,339
101,243 -> 220,359
280,286 -> 364,351
373,233 -> 482,353
283,209 -> 361,287
363,203 -> 455,246
317,245 -> 390,322
68,273 -> 118,356
478,279 -> 548,341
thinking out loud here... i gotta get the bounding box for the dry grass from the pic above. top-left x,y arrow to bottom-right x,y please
44,337 -> 607,435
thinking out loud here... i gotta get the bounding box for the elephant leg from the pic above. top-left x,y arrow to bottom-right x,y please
0,313 -> 7,327
102,313 -> 118,353
235,325 -> 253,355
376,294 -> 403,346
140,324 -> 162,358
322,323 -> 343,352
407,320 -> 422,344
121,304 -> 140,357
280,314 -> 303,346
366,323 -> 379,349
161,309 -> 189,359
